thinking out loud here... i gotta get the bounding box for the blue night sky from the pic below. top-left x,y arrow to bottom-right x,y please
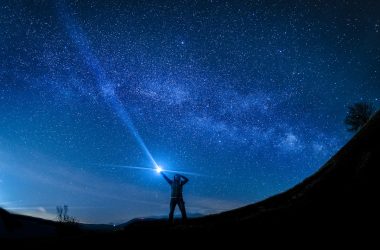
0,0 -> 379,224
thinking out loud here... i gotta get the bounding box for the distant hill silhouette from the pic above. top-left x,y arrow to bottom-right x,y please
0,208 -> 57,239
1,111 -> 379,244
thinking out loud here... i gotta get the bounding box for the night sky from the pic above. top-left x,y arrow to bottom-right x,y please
0,0 -> 379,224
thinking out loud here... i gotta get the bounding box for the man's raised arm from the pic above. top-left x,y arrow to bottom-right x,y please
180,175 -> 189,185
161,172 -> 172,185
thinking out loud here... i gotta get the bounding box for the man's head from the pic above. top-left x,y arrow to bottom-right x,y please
174,174 -> 181,182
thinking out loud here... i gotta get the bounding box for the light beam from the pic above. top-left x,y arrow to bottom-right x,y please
98,164 -> 205,177
55,1 -> 157,168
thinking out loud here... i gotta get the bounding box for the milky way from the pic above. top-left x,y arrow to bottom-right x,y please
0,0 -> 379,223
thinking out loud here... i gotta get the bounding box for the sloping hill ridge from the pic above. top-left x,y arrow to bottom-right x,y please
126,111 -> 379,234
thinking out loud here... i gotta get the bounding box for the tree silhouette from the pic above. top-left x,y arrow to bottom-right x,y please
344,102 -> 374,132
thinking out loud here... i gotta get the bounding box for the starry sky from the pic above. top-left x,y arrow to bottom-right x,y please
0,0 -> 379,224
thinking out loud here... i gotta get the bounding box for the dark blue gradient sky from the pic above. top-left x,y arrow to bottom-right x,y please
0,0 -> 379,223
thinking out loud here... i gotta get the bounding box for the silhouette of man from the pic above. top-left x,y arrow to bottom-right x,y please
160,172 -> 189,224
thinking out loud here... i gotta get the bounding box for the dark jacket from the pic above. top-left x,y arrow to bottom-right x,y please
161,173 -> 189,198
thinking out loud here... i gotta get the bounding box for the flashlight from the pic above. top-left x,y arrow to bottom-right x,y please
156,166 -> 163,173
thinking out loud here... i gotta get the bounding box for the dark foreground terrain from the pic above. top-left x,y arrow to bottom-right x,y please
1,112 -> 379,245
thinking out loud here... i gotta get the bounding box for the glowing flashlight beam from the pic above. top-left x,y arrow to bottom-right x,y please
98,164 -> 206,177
105,97 -> 158,167
56,2 -> 157,167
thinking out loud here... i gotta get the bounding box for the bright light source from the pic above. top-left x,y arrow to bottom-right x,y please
156,166 -> 163,173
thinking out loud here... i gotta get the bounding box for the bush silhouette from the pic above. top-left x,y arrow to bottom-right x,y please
56,205 -> 78,224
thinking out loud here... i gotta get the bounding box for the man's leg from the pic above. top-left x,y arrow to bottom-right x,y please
178,198 -> 187,223
168,198 -> 176,224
